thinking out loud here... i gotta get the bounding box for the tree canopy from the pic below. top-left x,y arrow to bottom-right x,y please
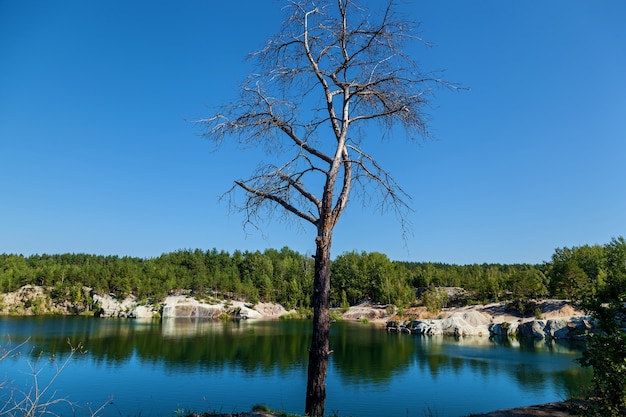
2,236 -> 624,311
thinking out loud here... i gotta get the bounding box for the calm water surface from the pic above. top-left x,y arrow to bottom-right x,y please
0,316 -> 590,417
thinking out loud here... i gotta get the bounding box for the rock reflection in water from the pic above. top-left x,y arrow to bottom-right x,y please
0,317 -> 592,417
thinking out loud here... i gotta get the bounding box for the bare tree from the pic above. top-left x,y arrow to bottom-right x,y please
201,1 -> 456,415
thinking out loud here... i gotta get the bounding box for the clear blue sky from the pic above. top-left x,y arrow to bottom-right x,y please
1,1 -> 624,265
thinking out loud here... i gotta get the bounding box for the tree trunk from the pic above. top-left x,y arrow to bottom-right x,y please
305,231 -> 332,417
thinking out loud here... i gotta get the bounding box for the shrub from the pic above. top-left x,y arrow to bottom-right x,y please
578,301 -> 626,416
508,299 -> 538,317
279,307 -> 313,320
252,404 -> 271,413
329,310 -> 343,322
420,286 -> 449,313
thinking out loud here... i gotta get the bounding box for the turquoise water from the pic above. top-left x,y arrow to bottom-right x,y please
0,316 -> 590,417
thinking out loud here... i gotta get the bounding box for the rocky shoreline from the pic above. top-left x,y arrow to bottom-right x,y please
383,300 -> 591,341
1,286 -> 591,342
0,285 -> 291,320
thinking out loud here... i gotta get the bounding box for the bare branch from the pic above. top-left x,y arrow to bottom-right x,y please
200,82 -> 335,164
235,179 -> 319,226
199,0 -> 459,245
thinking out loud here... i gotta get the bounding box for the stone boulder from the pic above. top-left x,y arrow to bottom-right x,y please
411,319 -> 443,336
249,302 -> 288,318
517,320 -> 547,338
342,302 -> 392,321
545,319 -> 569,338
92,293 -> 154,318
441,311 -> 491,336
489,321 -> 520,337
410,311 -> 491,336
495,317 -> 592,340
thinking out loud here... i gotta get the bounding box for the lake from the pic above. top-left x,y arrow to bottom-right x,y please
0,316 -> 590,417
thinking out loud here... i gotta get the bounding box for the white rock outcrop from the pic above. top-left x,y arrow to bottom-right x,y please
160,296 -> 287,320
405,310 -> 591,340
410,311 -> 491,336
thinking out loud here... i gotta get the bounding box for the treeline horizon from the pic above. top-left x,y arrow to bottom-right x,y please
1,236 -> 624,310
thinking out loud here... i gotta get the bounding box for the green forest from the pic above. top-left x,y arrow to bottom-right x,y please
1,237 -> 624,311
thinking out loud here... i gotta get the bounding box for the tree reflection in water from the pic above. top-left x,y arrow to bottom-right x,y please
0,316 -> 591,410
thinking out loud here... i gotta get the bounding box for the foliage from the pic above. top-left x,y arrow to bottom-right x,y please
0,250 -> 545,314
280,308 -> 314,320
1,236 -> 624,314
329,310 -> 343,322
508,268 -> 548,300
331,251 -> 413,308
578,301 -> 626,416
420,285 -> 449,313
217,312 -> 231,321
0,248 -> 315,313
577,237 -> 626,416
546,243 -> 608,302
251,404 -> 272,413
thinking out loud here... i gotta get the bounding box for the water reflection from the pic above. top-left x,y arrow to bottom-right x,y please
329,323 -> 589,397
0,316 -> 594,417
0,317 -> 591,395
161,317 -> 245,338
